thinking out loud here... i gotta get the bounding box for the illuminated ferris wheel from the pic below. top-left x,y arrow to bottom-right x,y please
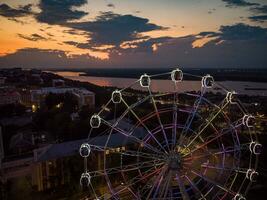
79,69 -> 261,200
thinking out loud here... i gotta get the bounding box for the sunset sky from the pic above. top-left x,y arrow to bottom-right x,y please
0,0 -> 267,69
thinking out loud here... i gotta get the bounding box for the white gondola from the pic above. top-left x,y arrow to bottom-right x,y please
201,74 -> 214,88
242,114 -> 255,128
171,68 -> 183,83
246,169 -> 258,182
233,194 -> 246,200
90,114 -> 101,128
79,143 -> 91,157
249,141 -> 262,155
80,172 -> 91,186
111,90 -> 122,104
140,74 -> 151,87
226,91 -> 238,104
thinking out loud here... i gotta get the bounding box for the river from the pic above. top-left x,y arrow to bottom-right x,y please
52,71 -> 267,96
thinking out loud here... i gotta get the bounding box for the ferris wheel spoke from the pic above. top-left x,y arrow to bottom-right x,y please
120,149 -> 165,160
122,98 -> 168,154
186,117 -> 244,156
172,83 -> 178,151
119,79 -> 140,92
200,163 -> 247,174
160,172 -> 173,199
178,88 -> 206,146
181,93 -> 231,147
152,173 -> 165,199
183,147 -> 243,160
172,103 -> 178,151
90,160 -> 165,178
152,170 -> 172,199
148,87 -> 171,152
190,170 -> 236,196
183,72 -> 203,79
145,165 -> 168,200
106,165 -> 164,199
101,119 -> 164,155
175,172 -> 190,200
88,182 -> 101,200
97,99 -> 112,116
185,101 -> 230,149
149,71 -> 172,78
185,175 -> 207,200
137,164 -> 168,197
97,166 -> 159,199
88,144 -> 164,160
183,127 -> 235,157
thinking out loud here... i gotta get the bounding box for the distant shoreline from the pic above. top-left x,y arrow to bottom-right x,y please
48,68 -> 267,83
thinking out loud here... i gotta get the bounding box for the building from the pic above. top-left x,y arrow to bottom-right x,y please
0,119 -> 145,193
52,79 -> 65,87
19,89 -> 32,107
0,126 -> 4,168
30,87 -> 95,108
0,77 -> 6,85
0,87 -> 21,105
73,88 -> 95,107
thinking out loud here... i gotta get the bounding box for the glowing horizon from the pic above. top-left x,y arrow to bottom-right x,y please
0,0 -> 267,68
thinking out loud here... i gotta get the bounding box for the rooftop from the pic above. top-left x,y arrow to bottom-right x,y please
35,119 -> 145,162
31,87 -> 94,95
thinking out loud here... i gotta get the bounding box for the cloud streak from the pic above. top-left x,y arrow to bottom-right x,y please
222,0 -> 259,7
107,3 -> 115,8
68,12 -> 167,47
36,0 -> 88,24
17,33 -> 48,41
249,5 -> 267,22
0,3 -> 33,18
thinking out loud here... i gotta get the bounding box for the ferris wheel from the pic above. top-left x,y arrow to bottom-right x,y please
79,69 -> 262,200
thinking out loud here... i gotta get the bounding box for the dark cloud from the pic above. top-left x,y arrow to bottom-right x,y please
108,31 -> 267,68
47,32 -> 54,37
118,37 -> 173,53
63,37 -> 172,54
17,33 -> 48,41
63,40 -> 115,52
68,12 -> 167,46
249,15 -> 267,22
63,29 -> 86,35
1,23 -> 266,69
17,1 -> 167,49
0,3 -> 33,18
199,23 -> 267,41
0,48 -> 103,68
251,5 -> 267,13
222,0 -> 259,7
249,5 -> 267,22
219,23 -> 267,40
208,8 -> 216,14
36,0 -> 88,24
107,3 -> 115,8
198,31 -> 219,37
64,41 -> 79,46
64,41 -> 91,50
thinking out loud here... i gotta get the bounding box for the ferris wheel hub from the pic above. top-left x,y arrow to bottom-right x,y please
167,152 -> 182,170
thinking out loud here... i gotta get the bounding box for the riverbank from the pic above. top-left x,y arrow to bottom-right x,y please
47,68 -> 267,82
